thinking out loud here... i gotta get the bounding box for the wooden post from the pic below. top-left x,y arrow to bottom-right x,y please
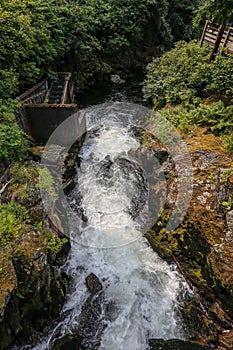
208,24 -> 225,63
200,20 -> 209,47
220,27 -> 231,55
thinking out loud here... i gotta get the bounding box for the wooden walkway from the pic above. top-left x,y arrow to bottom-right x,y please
17,73 -> 79,144
200,20 -> 233,56
18,72 -> 74,105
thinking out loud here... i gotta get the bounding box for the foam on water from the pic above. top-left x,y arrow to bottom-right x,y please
35,102 -> 189,350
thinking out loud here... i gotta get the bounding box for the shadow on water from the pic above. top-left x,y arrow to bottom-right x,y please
76,74 -> 147,108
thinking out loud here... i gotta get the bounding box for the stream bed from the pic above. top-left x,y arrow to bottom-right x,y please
12,80 -> 195,350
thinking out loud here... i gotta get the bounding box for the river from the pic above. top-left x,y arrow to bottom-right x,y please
17,81 -> 191,350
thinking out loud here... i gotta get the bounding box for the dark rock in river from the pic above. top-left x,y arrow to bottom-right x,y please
85,273 -> 103,294
149,339 -> 208,350
50,334 -> 83,350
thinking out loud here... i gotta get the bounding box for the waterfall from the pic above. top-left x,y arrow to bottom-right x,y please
34,102 -> 190,350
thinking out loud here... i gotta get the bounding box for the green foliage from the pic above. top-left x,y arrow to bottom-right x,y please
193,0 -> 233,28
225,134 -> 233,154
187,102 -> 233,135
38,168 -> 57,202
10,163 -> 38,184
46,233 -> 68,255
205,56 -> 233,95
0,0 -> 71,96
35,221 -> 68,254
159,105 -> 191,131
143,41 -> 233,108
9,163 -> 39,200
0,99 -> 28,164
166,0 -> 199,43
0,0 -> 199,98
143,41 -> 210,107
222,197 -> 232,211
158,102 -> 233,135
0,202 -> 30,246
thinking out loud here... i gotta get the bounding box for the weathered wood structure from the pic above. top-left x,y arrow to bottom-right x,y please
18,73 -> 85,145
200,20 -> 233,56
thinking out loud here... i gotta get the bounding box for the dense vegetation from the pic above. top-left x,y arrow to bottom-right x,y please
143,41 -> 233,152
0,0 -> 198,99
0,0 -> 199,167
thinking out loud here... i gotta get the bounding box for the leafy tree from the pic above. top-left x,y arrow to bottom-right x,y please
166,0 -> 199,43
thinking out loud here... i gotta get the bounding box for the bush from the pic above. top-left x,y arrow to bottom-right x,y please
159,102 -> 233,135
225,134 -> 233,154
0,99 -> 28,165
143,41 -> 233,108
206,56 -> 233,96
143,41 -> 210,107
188,102 -> 233,135
0,202 -> 29,246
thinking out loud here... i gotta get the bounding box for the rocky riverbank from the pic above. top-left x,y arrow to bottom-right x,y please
145,126 -> 233,349
0,143 -> 82,349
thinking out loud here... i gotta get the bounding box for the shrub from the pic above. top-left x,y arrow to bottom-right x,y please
187,102 -> 233,135
143,41 -> 210,108
0,99 -> 28,165
0,202 -> 30,246
206,56 -> 233,96
143,41 -> 233,108
225,134 -> 233,154
158,102 -> 233,135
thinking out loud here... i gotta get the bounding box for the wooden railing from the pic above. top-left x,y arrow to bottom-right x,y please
18,73 -> 75,105
18,79 -> 49,104
200,20 -> 233,56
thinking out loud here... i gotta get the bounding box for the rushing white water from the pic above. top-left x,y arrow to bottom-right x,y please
36,102 -> 189,350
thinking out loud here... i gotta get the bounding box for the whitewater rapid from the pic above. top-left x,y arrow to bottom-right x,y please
35,102 -> 190,350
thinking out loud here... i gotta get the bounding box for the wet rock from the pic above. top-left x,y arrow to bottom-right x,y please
149,339 -> 208,350
208,302 -> 231,328
63,178 -> 75,194
50,334 -> 83,350
110,74 -> 125,84
77,294 -> 105,349
154,149 -> 169,164
181,302 -> 219,345
0,252 -> 19,350
85,273 -> 103,294
0,225 -> 68,348
146,129 -> 233,345
217,329 -> 233,349
0,251 -> 17,322
0,162 -> 71,349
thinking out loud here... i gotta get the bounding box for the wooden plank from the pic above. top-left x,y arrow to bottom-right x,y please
206,28 -> 219,35
205,32 -> 219,40
203,39 -> 215,46
221,28 -> 231,55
